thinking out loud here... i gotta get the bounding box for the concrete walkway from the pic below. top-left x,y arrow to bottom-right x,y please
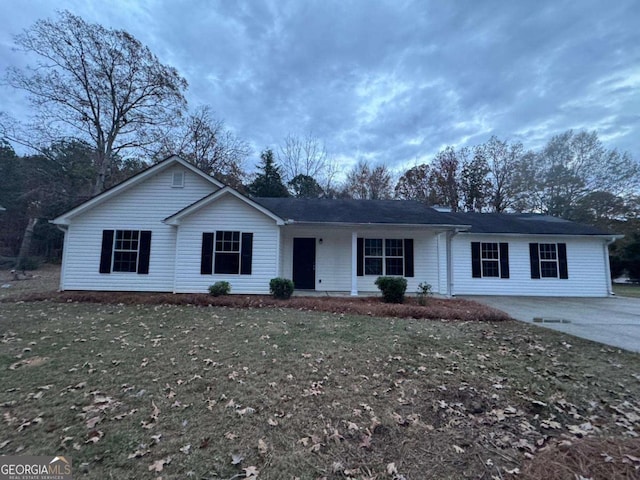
462,296 -> 640,353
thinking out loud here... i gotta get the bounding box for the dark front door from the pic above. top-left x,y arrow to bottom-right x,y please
293,237 -> 316,290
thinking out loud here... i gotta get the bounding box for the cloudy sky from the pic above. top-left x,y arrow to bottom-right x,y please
1,0 -> 638,174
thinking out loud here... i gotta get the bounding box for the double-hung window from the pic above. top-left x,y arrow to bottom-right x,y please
99,229 -> 152,274
201,231 -> 253,275
471,242 -> 510,279
360,238 -> 414,277
529,242 -> 568,279
113,230 -> 140,272
539,243 -> 558,278
215,231 -> 241,274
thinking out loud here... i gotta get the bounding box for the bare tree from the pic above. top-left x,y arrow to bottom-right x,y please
154,106 -> 249,186
277,133 -> 338,192
342,160 -> 393,200
429,146 -> 464,211
473,136 -> 525,212
3,10 -> 188,195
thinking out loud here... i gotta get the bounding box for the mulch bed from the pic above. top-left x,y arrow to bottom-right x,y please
7,290 -> 511,322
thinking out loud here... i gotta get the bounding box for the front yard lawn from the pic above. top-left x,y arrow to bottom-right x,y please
613,282 -> 640,298
1,301 -> 639,479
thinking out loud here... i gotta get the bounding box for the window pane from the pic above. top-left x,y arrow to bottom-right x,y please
541,261 -> 558,278
385,257 -> 404,276
481,243 -> 498,260
216,231 -> 240,252
385,239 -> 403,257
364,257 -> 382,275
482,260 -> 499,277
113,251 -> 138,272
539,243 -> 557,260
214,252 -> 240,274
364,239 -> 382,256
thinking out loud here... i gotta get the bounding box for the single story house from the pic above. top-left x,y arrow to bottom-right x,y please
52,155 -> 620,297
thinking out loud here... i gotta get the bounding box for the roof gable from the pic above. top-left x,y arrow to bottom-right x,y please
164,187 -> 285,225
52,155 -> 224,225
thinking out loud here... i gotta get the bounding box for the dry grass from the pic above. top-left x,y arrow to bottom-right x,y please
2,265 -> 640,479
1,300 -> 640,479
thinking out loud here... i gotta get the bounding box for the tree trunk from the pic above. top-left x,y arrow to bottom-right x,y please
17,217 -> 38,268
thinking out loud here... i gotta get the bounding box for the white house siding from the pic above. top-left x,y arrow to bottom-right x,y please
173,194 -> 280,294
280,226 -> 441,294
452,234 -> 609,297
60,165 -> 217,291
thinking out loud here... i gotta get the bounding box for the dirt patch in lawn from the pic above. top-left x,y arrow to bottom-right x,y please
0,263 -> 60,300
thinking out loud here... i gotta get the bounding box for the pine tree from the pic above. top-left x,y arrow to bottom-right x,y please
248,149 -> 290,197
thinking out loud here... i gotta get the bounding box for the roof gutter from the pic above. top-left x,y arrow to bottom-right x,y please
282,220 -> 472,230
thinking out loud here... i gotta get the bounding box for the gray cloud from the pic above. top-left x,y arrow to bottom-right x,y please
1,0 -> 638,175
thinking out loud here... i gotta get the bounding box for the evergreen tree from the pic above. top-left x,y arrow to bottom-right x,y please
248,149 -> 289,197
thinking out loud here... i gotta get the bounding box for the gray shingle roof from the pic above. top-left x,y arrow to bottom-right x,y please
252,197 -> 464,225
252,197 -> 614,235
447,212 -> 613,235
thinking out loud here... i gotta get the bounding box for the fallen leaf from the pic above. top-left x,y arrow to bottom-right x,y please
453,445 -> 465,453
258,438 -> 268,455
180,444 -> 191,455
86,416 -> 102,429
148,458 -> 166,473
231,453 -> 244,465
85,430 -> 104,444
243,466 -> 259,478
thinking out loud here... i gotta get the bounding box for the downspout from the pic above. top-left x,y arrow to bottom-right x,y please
603,237 -> 617,296
446,229 -> 462,297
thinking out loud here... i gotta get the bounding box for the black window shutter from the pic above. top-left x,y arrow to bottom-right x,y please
201,233 -> 214,275
471,242 -> 481,278
499,242 -> 510,279
529,243 -> 540,279
357,238 -> 363,276
99,230 -> 114,273
137,231 -> 152,274
404,239 -> 414,277
558,243 -> 568,279
240,233 -> 253,275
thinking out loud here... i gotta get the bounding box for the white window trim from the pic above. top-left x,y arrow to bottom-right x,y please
480,242 -> 500,278
538,243 -> 559,278
214,230 -> 242,275
363,238 -> 404,276
112,230 -> 140,273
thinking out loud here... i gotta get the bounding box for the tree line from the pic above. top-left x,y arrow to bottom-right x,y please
0,10 -> 638,280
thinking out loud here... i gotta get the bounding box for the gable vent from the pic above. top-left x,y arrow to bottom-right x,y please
172,171 -> 185,188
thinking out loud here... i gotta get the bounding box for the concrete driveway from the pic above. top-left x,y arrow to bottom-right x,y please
463,296 -> 640,353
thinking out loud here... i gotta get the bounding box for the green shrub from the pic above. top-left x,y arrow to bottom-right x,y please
208,281 -> 231,297
416,281 -> 433,306
269,277 -> 295,299
375,276 -> 407,303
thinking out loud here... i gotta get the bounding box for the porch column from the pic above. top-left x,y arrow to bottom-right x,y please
351,231 -> 358,296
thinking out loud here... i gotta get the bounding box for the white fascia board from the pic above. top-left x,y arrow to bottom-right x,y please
281,221 -> 471,231
164,187 -> 285,226
51,155 -> 223,225
456,232 -> 624,240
